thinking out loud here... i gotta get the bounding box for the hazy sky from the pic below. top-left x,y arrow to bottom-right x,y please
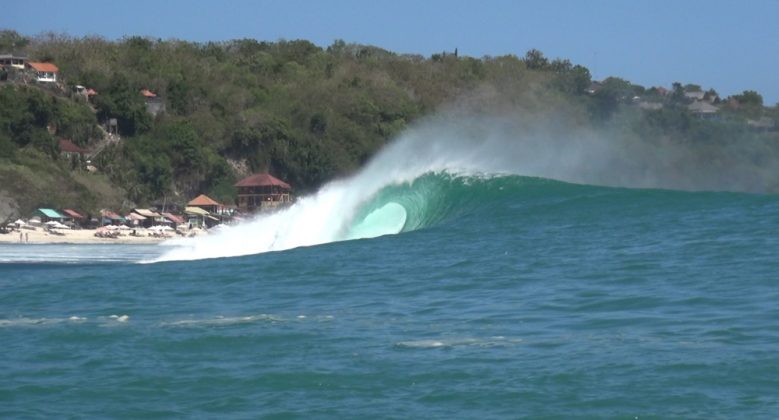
4,0 -> 778,104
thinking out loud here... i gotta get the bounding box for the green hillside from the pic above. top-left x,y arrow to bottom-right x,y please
1,30 -> 777,220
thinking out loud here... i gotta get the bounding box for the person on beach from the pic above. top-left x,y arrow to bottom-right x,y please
19,232 -> 23,243
25,232 -> 29,243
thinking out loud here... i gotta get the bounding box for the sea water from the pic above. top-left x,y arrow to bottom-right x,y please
2,174 -> 779,418
3,117 -> 779,417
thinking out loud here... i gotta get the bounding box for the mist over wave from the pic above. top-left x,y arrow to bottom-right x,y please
154,113 -> 778,262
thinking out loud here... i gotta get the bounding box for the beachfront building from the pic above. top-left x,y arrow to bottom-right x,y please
100,210 -> 125,226
26,62 -> 59,83
62,209 -> 86,228
33,208 -> 66,223
131,208 -> 165,228
162,212 -> 185,229
187,194 -> 222,215
124,212 -> 146,228
235,173 -> 292,213
185,206 -> 220,228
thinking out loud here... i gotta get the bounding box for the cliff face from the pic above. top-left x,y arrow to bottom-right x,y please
0,189 -> 19,222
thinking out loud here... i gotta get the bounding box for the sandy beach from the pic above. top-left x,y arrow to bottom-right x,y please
0,227 -> 204,245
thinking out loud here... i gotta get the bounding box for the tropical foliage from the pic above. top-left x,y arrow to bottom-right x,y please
0,30 -> 777,215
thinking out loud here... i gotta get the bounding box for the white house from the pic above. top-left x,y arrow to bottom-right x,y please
0,54 -> 27,69
26,62 -> 59,83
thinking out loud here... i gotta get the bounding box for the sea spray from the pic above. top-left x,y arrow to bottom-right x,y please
149,115 -> 632,261
154,112 -> 779,262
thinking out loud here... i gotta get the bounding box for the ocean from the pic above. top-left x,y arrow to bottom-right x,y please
3,121 -> 779,418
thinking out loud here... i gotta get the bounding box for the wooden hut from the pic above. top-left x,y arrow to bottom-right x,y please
187,194 -> 222,215
235,173 -> 292,213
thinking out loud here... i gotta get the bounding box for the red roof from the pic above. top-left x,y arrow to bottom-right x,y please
188,194 -> 221,206
162,212 -> 185,224
58,139 -> 88,154
235,173 -> 291,189
28,62 -> 59,72
101,210 -> 122,220
140,89 -> 157,97
62,209 -> 85,219
125,213 -> 147,221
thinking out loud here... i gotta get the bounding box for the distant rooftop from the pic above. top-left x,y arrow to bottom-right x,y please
188,194 -> 221,206
688,100 -> 718,114
58,139 -> 88,154
235,173 -> 291,189
27,62 -> 59,72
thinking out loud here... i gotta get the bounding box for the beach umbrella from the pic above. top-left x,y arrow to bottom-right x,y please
14,219 -> 26,226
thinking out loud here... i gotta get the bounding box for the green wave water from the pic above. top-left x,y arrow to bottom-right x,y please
3,174 -> 779,418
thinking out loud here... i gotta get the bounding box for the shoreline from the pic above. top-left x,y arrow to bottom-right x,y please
0,228 -> 204,245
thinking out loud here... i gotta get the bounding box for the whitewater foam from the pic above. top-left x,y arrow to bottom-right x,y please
395,336 -> 522,349
152,118 -> 505,262
154,111 -> 759,262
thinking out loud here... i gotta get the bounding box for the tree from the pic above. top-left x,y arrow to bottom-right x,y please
734,90 -> 763,107
523,49 -> 549,70
684,83 -> 702,92
704,88 -> 719,103
670,82 -> 686,103
0,30 -> 30,52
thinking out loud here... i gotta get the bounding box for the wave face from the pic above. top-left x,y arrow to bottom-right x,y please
155,114 -> 777,262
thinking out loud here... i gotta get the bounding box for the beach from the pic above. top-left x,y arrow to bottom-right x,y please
0,227 -> 204,244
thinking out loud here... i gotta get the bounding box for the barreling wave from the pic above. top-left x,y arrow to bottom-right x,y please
152,171 -> 526,262
152,113 -> 771,262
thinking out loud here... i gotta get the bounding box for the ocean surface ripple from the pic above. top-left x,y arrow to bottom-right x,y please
2,173 -> 779,417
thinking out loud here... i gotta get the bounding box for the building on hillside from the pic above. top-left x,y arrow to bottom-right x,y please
26,62 -> 59,83
684,90 -> 705,101
0,54 -> 27,69
74,85 -> 98,102
688,100 -> 719,119
638,101 -> 663,111
747,117 -> 775,132
235,173 -> 292,213
585,81 -> 602,95
140,89 -> 165,116
58,139 -> 89,159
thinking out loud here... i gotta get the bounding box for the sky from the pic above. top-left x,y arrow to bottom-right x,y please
3,0 -> 778,104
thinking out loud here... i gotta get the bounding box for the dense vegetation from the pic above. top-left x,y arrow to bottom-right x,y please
0,29 -> 778,218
